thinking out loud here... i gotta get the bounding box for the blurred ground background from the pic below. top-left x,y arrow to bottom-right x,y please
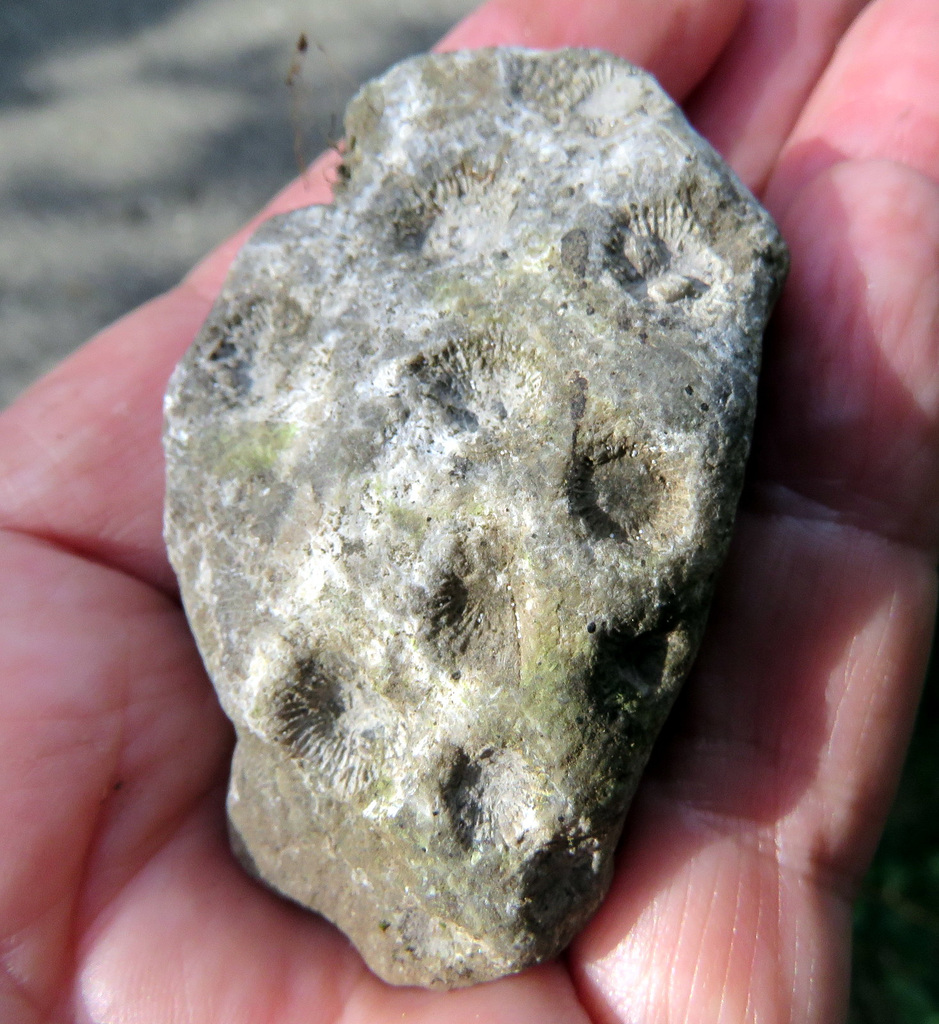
0,0 -> 472,406
1,2 -> 936,1020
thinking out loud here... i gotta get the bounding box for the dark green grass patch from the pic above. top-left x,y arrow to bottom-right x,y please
850,638 -> 939,1024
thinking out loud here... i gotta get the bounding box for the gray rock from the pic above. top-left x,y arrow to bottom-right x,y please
163,47 -> 788,988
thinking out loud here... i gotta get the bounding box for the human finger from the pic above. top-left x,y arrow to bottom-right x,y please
0,531 -> 232,1017
438,0 -> 745,96
685,0 -> 870,192
750,0 -> 939,548
766,0 -> 939,214
753,160 -> 939,549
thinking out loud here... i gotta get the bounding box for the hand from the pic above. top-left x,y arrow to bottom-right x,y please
2,0 -> 936,1020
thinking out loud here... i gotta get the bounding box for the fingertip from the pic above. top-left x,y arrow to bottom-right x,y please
441,0 -> 745,99
768,0 -> 939,216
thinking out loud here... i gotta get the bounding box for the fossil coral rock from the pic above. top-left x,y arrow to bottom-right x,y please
163,48 -> 788,988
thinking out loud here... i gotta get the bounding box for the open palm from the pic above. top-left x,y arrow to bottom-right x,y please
2,0 -> 937,1020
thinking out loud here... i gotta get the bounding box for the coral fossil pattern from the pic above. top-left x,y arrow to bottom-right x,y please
163,48 -> 788,988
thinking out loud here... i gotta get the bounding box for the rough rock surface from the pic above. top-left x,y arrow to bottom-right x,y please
164,48 -> 788,988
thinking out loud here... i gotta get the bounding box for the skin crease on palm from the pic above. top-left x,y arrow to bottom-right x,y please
0,0 -> 937,1019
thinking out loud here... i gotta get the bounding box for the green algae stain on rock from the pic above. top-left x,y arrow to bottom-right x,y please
163,48 -> 788,989
215,422 -> 298,478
